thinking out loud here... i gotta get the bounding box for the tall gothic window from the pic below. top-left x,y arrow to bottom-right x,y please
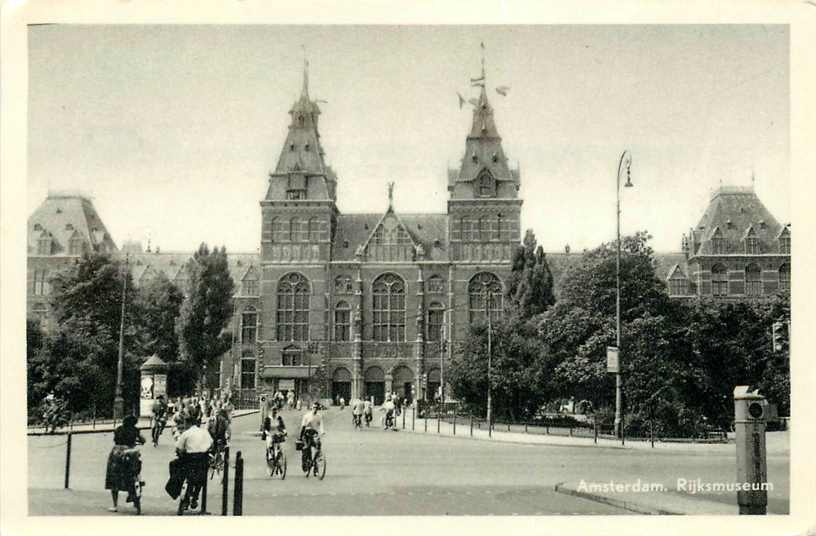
712,264 -> 728,297
334,301 -> 351,341
308,218 -> 320,241
468,272 -> 503,324
276,273 -> 310,341
242,278 -> 258,296
240,351 -> 256,389
492,215 -> 502,241
745,264 -> 762,296
372,273 -> 405,342
668,277 -> 688,296
241,307 -> 258,344
33,270 -> 50,296
779,263 -> 790,292
427,302 -> 445,342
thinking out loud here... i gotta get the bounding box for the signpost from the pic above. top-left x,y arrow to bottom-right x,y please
606,346 -> 619,374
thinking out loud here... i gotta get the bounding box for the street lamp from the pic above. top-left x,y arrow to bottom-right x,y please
614,150 -> 633,439
482,289 -> 494,430
113,253 -> 129,420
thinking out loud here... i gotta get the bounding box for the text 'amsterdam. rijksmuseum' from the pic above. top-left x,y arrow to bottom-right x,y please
27,66 -> 791,406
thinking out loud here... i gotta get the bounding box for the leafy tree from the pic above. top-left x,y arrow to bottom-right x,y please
134,272 -> 184,363
176,244 -> 235,388
506,229 -> 555,318
27,319 -> 46,416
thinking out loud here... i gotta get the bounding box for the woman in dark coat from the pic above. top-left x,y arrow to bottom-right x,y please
105,415 -> 146,512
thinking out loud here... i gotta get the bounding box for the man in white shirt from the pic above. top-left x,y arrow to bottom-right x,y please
175,416 -> 213,510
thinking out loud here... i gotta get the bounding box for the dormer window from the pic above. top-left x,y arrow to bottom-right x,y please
780,235 -> 790,254
68,235 -> 84,255
745,236 -> 759,254
478,169 -> 496,197
710,228 -> 725,254
36,234 -> 52,255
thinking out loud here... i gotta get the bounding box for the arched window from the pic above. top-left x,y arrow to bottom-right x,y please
712,264 -> 728,297
241,306 -> 258,344
276,273 -> 310,341
427,302 -> 445,342
745,236 -> 759,255
33,270 -> 50,296
240,356 -> 256,389
478,169 -> 495,197
334,301 -> 351,341
745,264 -> 762,296
372,273 -> 405,342
468,272 -> 503,324
779,263 -> 790,292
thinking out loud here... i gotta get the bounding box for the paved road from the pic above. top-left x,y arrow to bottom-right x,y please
27,407 -> 788,515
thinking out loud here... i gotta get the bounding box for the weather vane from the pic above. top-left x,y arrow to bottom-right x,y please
456,42 -> 510,109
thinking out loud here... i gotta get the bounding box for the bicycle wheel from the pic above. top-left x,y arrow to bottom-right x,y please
279,451 -> 287,480
314,450 -> 326,480
177,481 -> 188,516
209,452 -> 223,480
132,478 -> 142,515
265,447 -> 275,477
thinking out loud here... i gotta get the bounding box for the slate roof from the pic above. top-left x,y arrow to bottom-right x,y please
689,186 -> 786,256
331,212 -> 449,262
128,251 -> 260,287
27,192 -> 118,255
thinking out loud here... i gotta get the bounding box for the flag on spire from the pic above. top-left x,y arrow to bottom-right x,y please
457,92 -> 466,109
495,85 -> 510,96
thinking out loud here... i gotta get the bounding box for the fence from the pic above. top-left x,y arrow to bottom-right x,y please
409,403 -> 730,446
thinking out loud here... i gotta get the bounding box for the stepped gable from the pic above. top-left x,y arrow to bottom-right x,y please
27,191 -> 117,255
689,185 -> 784,256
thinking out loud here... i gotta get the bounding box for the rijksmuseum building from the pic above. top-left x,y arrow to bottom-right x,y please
27,67 -> 791,406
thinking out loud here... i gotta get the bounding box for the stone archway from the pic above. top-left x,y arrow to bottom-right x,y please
364,366 -> 385,405
331,367 -> 352,405
391,364 -> 414,404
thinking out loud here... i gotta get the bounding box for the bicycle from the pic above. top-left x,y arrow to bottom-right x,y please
208,440 -> 227,481
176,453 -> 208,515
265,433 -> 287,479
298,432 -> 326,480
151,416 -> 167,447
123,450 -> 143,515
352,413 -> 362,430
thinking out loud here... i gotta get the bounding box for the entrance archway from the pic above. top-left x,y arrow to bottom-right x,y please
392,365 -> 414,405
364,366 -> 385,405
332,367 -> 352,405
426,368 -> 441,402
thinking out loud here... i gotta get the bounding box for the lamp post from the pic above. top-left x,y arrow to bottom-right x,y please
483,290 -> 494,429
614,150 -> 633,439
113,253 -> 129,420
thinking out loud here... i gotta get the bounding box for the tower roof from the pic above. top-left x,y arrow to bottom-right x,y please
689,185 -> 785,256
28,192 -> 118,255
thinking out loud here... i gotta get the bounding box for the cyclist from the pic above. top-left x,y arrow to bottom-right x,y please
299,402 -> 325,475
382,395 -> 396,430
175,415 -> 213,511
105,415 -> 146,512
264,410 -> 287,465
150,395 -> 168,447
363,398 -> 373,427
208,408 -> 231,453
351,398 -> 364,428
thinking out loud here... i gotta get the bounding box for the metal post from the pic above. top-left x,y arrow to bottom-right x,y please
437,411 -> 440,434
412,406 -> 415,431
222,446 -> 230,515
64,432 -> 72,489
402,407 -> 406,430
650,419 -> 654,448
594,421 -> 598,444
424,412 -> 427,432
524,421 -> 528,434
92,405 -> 96,429
614,151 -> 632,439
470,415 -> 473,436
453,412 -> 456,435
233,451 -> 244,516
113,254 -> 129,420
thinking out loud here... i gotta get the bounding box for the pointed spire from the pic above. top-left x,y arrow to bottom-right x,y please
387,182 -> 395,209
301,45 -> 309,100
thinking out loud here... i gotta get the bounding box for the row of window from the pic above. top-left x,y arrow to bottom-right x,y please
34,236 -> 85,256
335,274 -> 446,295
450,215 -> 518,242
262,218 -> 330,243
709,235 -> 790,255
238,271 -> 504,345
669,263 -> 791,296
32,270 -> 50,296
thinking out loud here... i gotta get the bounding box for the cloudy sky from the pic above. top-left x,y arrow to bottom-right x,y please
27,24 -> 789,254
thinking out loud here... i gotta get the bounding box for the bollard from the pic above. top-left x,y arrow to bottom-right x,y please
489,417 -> 492,438
734,386 -> 768,515
233,451 -> 244,516
412,407 -> 415,431
64,432 -> 72,489
524,421 -> 528,434
437,414 -> 440,434
201,471 -> 208,514
92,406 -> 96,429
594,422 -> 598,444
569,427 -> 573,437
402,408 -> 406,430
453,413 -> 457,436
424,412 -> 428,433
650,420 -> 654,448
222,446 -> 230,515
507,422 -> 510,433
545,424 -> 549,435
470,416 -> 473,437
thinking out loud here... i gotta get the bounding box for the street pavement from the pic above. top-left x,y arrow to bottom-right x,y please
27,407 -> 788,516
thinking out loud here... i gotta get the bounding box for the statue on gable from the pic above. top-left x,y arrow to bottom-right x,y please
415,243 -> 426,260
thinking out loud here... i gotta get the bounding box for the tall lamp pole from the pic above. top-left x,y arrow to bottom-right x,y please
614,150 -> 633,439
113,253 -> 129,419
484,290 -> 493,429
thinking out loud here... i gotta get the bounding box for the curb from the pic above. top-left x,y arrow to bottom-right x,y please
553,482 -> 680,515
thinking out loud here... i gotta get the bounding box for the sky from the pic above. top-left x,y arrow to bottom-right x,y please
27,24 -> 789,254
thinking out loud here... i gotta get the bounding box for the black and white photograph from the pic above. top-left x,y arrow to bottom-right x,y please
2,2 -> 814,534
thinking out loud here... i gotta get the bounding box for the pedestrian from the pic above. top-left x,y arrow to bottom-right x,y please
105,415 -> 146,512
339,396 -> 345,410
296,398 -> 302,411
